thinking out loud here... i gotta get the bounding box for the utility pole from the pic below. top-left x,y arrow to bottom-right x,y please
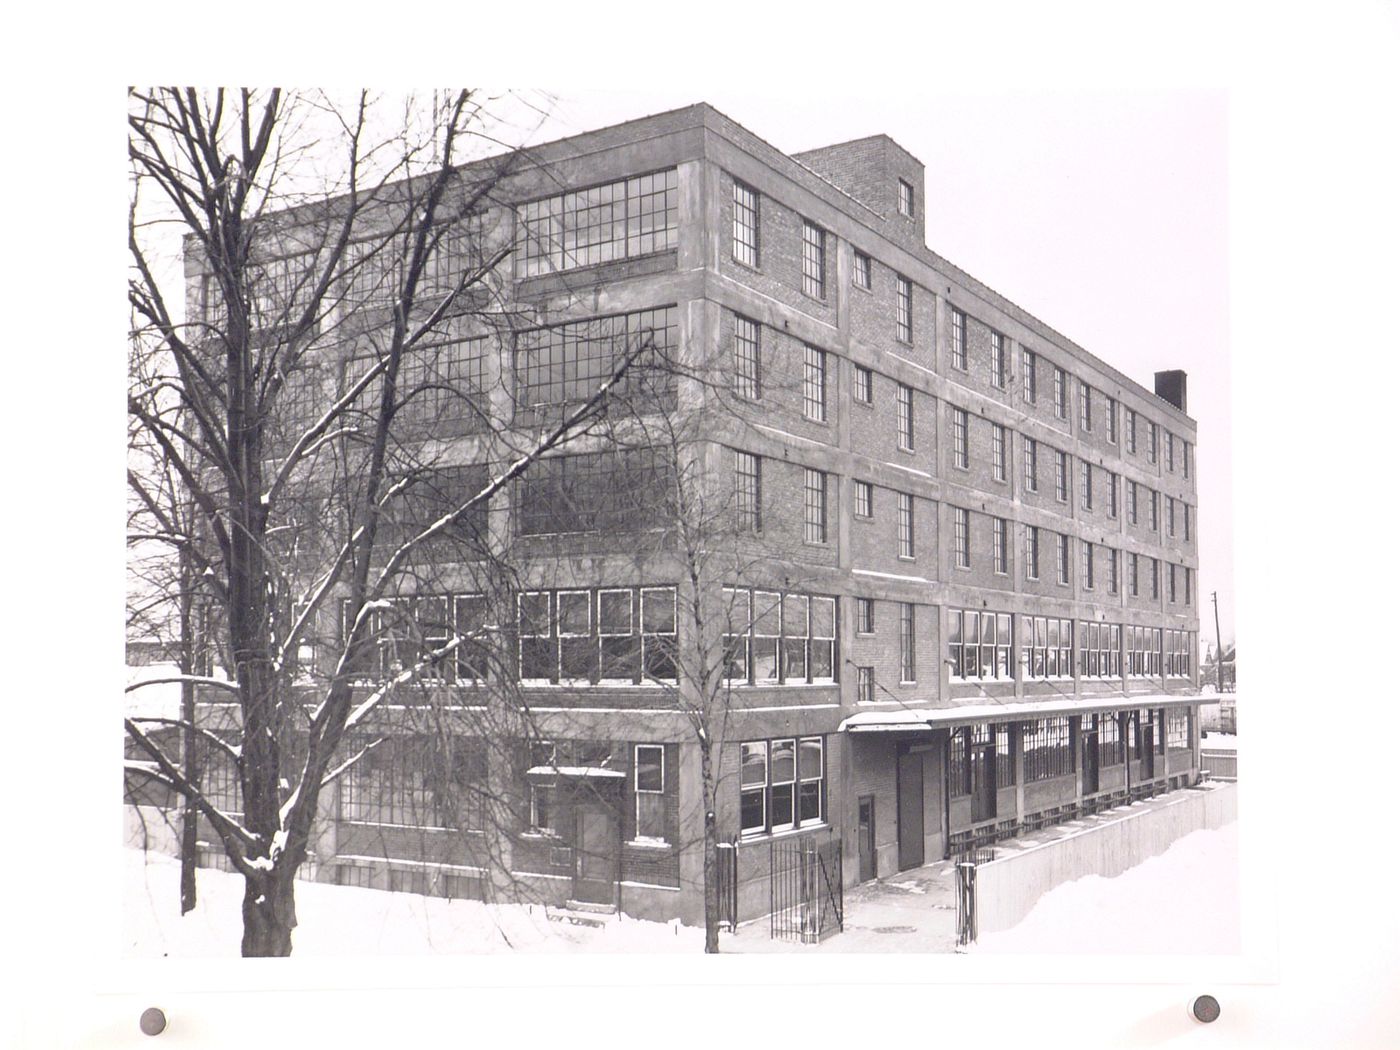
1211,590 -> 1224,693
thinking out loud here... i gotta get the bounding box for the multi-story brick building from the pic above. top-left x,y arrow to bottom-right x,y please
151,102 -> 1207,932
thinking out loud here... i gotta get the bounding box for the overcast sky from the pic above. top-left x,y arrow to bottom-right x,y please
514,88 -> 1234,641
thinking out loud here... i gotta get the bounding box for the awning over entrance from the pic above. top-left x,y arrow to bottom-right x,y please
838,692 -> 1212,733
525,766 -> 627,779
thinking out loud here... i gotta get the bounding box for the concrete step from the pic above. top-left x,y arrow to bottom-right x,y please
547,905 -> 614,928
564,899 -> 617,914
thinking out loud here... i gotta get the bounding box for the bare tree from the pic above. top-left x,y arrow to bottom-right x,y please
125,87 -> 662,955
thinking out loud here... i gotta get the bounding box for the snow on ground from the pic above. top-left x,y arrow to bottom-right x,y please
1202,732 -> 1239,751
125,850 -> 705,955
971,823 -> 1240,954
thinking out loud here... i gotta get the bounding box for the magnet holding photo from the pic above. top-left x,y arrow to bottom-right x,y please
140,1007 -> 167,1036
1190,994 -> 1221,1024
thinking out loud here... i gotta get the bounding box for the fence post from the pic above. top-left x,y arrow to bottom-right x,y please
956,861 -> 978,946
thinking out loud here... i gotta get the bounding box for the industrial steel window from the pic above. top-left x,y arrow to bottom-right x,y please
898,492 -> 915,558
1055,450 -> 1069,502
952,309 -> 968,370
1026,525 -> 1041,580
1023,435 -> 1038,491
1184,505 -> 1192,542
1080,458 -> 1093,510
897,383 -> 914,450
1165,630 -> 1192,678
723,588 -> 837,686
1082,540 -> 1095,590
1022,348 -> 1036,403
1166,707 -> 1190,748
1098,710 -> 1124,764
733,180 -> 760,267
1108,549 -> 1119,594
634,744 -> 667,842
1129,552 -> 1140,596
340,735 -> 485,831
1126,408 -> 1138,454
952,407 -> 969,468
1079,380 -> 1092,431
1054,366 -> 1067,419
1107,397 -> 1118,443
853,250 -> 872,289
855,597 -> 875,634
515,586 -> 677,685
1079,622 -> 1122,679
856,665 -> 875,704
948,608 -> 1013,680
803,345 -> 828,421
993,517 -> 1008,574
1168,563 -> 1177,604
898,178 -> 915,216
991,332 -> 1006,388
515,169 -> 678,277
516,448 -> 674,536
1108,473 -> 1119,518
1149,558 -> 1160,600
515,306 -> 677,409
1166,432 -> 1175,472
953,506 -> 970,568
1150,489 -> 1160,532
739,736 -> 825,836
854,479 -> 873,519
1148,421 -> 1159,464
896,275 -> 913,343
1024,717 -> 1073,782
396,332 -> 489,433
854,364 -> 873,404
803,468 -> 828,544
801,220 -> 826,299
1126,625 -> 1163,677
993,424 -> 1007,481
899,603 -> 916,682
1128,480 -> 1139,524
733,313 -> 761,400
1023,616 -> 1073,679
734,449 -> 761,533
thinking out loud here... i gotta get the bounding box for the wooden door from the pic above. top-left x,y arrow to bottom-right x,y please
970,738 -> 997,824
573,804 -> 619,905
896,749 -> 924,871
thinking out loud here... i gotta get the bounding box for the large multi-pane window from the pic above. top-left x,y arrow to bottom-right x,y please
739,736 -> 825,836
803,468 -> 828,544
953,506 -> 970,567
991,332 -> 1006,388
340,735 -> 485,830
1024,718 -> 1073,781
949,608 -> 1013,680
1022,348 -> 1036,403
803,345 -> 828,421
723,588 -> 836,686
1054,366 -> 1068,419
899,603 -> 916,682
1056,532 -> 1070,585
952,407 -> 969,468
517,586 -> 677,685
1165,630 -> 1193,678
896,275 -> 913,342
897,383 -> 914,450
1079,622 -> 1122,678
396,329 -> 489,434
732,180 -> 760,267
734,450 -> 761,533
898,492 -> 915,558
1022,616 -> 1073,679
1126,625 -> 1163,677
854,479 -> 874,519
515,169 -> 678,277
854,364 -> 873,404
1080,458 -> 1093,510
993,517 -> 1008,574
733,314 -> 761,400
993,424 -> 1007,481
801,220 -> 827,298
1055,450 -> 1069,502
527,740 -> 622,835
1023,435 -> 1038,492
1025,525 -> 1041,580
340,593 -> 490,684
952,309 -> 968,369
515,306 -> 677,409
516,448 -> 673,535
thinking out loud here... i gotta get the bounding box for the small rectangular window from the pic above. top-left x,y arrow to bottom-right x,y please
803,345 -> 827,422
993,424 -> 1007,482
854,364 -> 873,404
854,479 -> 873,519
896,276 -> 913,343
898,178 -> 914,217
853,251 -> 872,289
993,517 -> 1008,574
801,220 -> 826,299
804,469 -> 828,544
952,407 -> 969,469
898,492 -> 915,558
1021,348 -> 1036,403
733,314 -> 761,400
855,597 -> 875,634
733,181 -> 759,267
954,506 -> 970,568
897,383 -> 914,450
952,309 -> 967,370
991,332 -> 1006,388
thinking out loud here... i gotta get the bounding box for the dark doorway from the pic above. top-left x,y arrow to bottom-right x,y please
573,803 -> 619,905
857,795 -> 876,882
970,725 -> 997,824
896,747 -> 924,871
1082,717 -> 1100,795
1138,711 -> 1155,779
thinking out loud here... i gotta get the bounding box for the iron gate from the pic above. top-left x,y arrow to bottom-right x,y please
770,835 -> 843,943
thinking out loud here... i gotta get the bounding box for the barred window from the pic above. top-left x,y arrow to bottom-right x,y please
1054,366 -> 1067,419
734,314 -> 761,399
898,492 -> 915,558
993,517 -> 1008,574
516,169 -> 678,277
1023,435 -> 1038,492
1078,622 -> 1122,679
515,306 -> 677,410
991,331 -> 1006,388
854,479 -> 873,519
733,180 -> 760,267
1080,458 -> 1093,510
1055,450 -> 1069,502
854,364 -> 873,404
801,220 -> 826,299
949,608 -> 1013,680
1025,525 -> 1041,580
953,506 -> 970,568
734,449 -> 761,533
896,275 -> 913,343
517,448 -> 674,536
1022,348 -> 1036,403
853,250 -> 872,289
856,665 -> 875,703
1024,717 -> 1073,782
803,345 -> 828,422
739,736 -> 825,836
723,587 -> 837,685
952,407 -> 969,468
1126,625 -> 1163,678
952,309 -> 968,369
1022,615 -> 1073,679
993,424 -> 1007,481
803,468 -> 828,544
516,586 -> 676,685
1098,710 -> 1124,765
897,383 -> 914,450
899,603 -> 916,682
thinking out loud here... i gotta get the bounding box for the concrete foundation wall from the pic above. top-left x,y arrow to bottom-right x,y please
975,782 -> 1236,935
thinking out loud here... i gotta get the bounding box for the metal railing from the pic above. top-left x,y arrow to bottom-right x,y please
769,834 -> 843,944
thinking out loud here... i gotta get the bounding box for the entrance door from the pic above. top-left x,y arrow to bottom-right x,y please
896,748 -> 924,871
1082,720 -> 1100,795
970,729 -> 997,825
573,804 -> 619,905
857,796 -> 876,882
1138,711 -> 1155,779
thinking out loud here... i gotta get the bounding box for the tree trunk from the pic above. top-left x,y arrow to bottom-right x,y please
700,742 -> 720,953
240,869 -> 298,957
178,546 -> 198,915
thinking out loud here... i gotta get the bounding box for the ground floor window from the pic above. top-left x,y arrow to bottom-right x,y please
633,743 -> 666,842
339,735 -> 486,830
1097,710 -> 1124,765
1024,717 -> 1073,781
526,739 -> 620,835
949,608 -> 1013,680
740,736 -> 825,836
1166,707 -> 1190,749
